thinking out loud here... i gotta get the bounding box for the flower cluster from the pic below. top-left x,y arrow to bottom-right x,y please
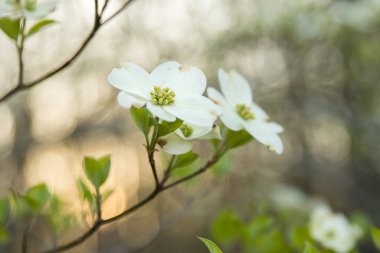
309,204 -> 362,253
108,61 -> 284,155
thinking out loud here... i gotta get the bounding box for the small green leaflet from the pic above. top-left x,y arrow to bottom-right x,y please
157,118 -> 183,137
303,242 -> 320,253
130,107 -> 156,137
83,155 -> 111,190
0,17 -> 20,41
171,151 -> 198,170
371,227 -> 380,250
198,237 -> 223,253
27,19 -> 56,37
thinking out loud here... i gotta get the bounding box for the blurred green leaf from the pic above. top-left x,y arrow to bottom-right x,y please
303,242 -> 320,253
371,227 -> 380,250
0,227 -> 9,245
198,237 -> 223,253
291,226 -> 311,251
157,118 -> 183,137
26,19 -> 56,37
171,151 -> 198,170
0,17 -> 20,41
247,214 -> 274,239
24,183 -> 50,213
211,210 -> 245,246
101,188 -> 114,204
77,179 -> 95,204
130,107 -> 156,137
224,129 -> 253,150
0,199 -> 10,224
211,154 -> 232,175
83,155 -> 111,190
350,212 -> 372,238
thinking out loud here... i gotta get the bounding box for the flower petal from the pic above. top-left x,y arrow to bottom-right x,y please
162,133 -> 193,155
218,69 -> 253,106
175,122 -> 212,140
164,95 -> 221,127
117,92 -> 146,109
146,103 -> 176,122
151,61 -> 207,96
108,62 -> 152,99
250,102 -> 269,121
22,0 -> 57,18
243,120 -> 284,155
207,87 -> 243,131
199,125 -> 223,140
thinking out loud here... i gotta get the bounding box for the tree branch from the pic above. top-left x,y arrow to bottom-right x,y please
0,0 -> 139,103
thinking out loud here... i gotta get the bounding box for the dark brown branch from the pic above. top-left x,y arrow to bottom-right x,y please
36,154 -> 221,253
0,0 -> 138,103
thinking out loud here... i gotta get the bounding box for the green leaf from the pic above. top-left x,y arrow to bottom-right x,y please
157,118 -> 183,137
27,19 -> 56,37
130,107 -> 156,136
0,17 -> 20,41
0,199 -> 10,224
0,227 -> 9,245
211,210 -> 245,246
83,155 -> 111,190
211,154 -> 232,175
224,129 -> 253,150
371,227 -> 380,250
303,242 -> 320,253
198,237 -> 223,253
77,179 -> 95,204
24,183 -> 50,213
101,188 -> 114,204
291,226 -> 311,251
171,151 -> 198,170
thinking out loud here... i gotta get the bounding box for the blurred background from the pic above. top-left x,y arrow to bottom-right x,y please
1,0 -> 380,252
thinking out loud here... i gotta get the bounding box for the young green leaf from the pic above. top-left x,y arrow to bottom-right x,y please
224,129 -> 253,150
130,107 -> 156,136
0,227 -> 9,244
0,199 -> 9,224
157,118 -> 183,137
0,17 -> 20,41
211,210 -> 245,246
371,227 -> 380,250
198,237 -> 223,253
171,151 -> 198,170
27,19 -> 56,37
77,179 -> 95,204
83,155 -> 111,190
303,242 -> 320,253
24,183 -> 50,213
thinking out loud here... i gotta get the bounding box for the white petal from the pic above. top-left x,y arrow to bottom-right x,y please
267,122 -> 284,134
175,122 -> 212,140
162,133 -> 192,155
164,95 -> 220,127
218,69 -> 253,106
151,61 -> 207,96
117,92 -> 146,109
251,102 -> 269,121
108,62 -> 152,99
199,125 -> 223,140
22,0 -> 57,18
146,103 -> 176,122
243,120 -> 284,155
207,87 -> 243,131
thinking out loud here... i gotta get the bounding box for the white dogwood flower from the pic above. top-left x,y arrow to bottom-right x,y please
108,61 -> 221,127
161,123 -> 222,155
0,0 -> 58,19
309,204 -> 362,253
207,69 -> 284,154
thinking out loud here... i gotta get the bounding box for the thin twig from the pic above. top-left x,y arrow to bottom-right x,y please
22,220 -> 31,253
0,0 -> 139,103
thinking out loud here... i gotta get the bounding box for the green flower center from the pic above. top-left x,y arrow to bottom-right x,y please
236,104 -> 255,120
179,124 -> 193,138
150,86 -> 175,105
